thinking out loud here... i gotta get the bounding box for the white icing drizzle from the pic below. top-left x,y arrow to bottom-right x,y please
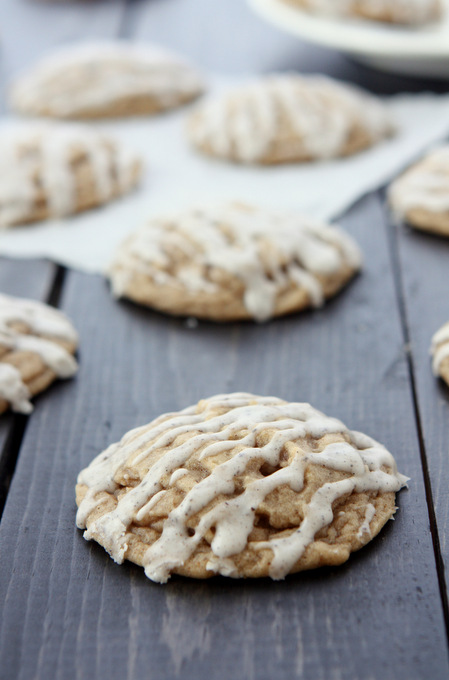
0,363 -> 32,413
431,321 -> 449,376
76,393 -> 408,583
109,203 -> 362,322
356,502 -> 376,539
169,468 -> 189,485
389,146 -> 449,220
188,75 -> 392,164
294,0 -> 441,23
0,293 -> 78,413
0,121 -> 140,228
10,41 -> 204,118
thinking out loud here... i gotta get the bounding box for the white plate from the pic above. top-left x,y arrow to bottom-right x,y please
248,0 -> 449,79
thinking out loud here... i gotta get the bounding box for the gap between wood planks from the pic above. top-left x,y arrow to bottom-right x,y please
382,187 -> 449,647
0,265 -> 67,519
0,0 -> 131,521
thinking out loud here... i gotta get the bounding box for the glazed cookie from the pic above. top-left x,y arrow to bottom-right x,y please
431,322 -> 449,386
9,41 -> 204,119
0,293 -> 78,414
388,146 -> 449,237
285,0 -> 442,24
0,122 -> 142,228
187,75 -> 393,165
108,203 -> 362,322
76,392 -> 408,582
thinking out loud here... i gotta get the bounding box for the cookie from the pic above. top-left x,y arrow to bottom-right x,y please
284,0 -> 442,24
0,293 -> 78,414
431,322 -> 449,386
187,75 -> 393,165
0,122 -> 142,228
108,203 -> 362,322
9,41 -> 204,120
76,392 -> 408,582
388,146 -> 449,237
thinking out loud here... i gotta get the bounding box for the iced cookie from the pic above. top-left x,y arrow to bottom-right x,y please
0,293 -> 78,414
0,122 -> 142,228
76,392 -> 408,583
389,146 -> 449,237
187,75 -> 393,165
285,0 -> 442,24
431,322 -> 449,386
9,41 -> 204,119
108,203 -> 362,322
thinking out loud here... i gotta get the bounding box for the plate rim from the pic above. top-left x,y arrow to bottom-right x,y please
248,0 -> 449,59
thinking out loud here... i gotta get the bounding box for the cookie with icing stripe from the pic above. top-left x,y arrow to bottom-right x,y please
187,75 -> 393,165
9,41 -> 205,120
284,0 -> 442,24
431,322 -> 449,386
0,122 -> 142,228
76,392 -> 408,582
0,293 -> 78,414
389,146 -> 449,237
107,203 -> 362,322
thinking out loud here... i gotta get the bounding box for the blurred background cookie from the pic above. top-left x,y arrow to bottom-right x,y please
0,293 -> 78,414
76,392 -> 408,583
9,41 -> 205,119
431,321 -> 449,386
0,122 -> 142,228
389,145 -> 449,236
284,0 -> 442,25
108,202 -> 362,322
187,74 -> 393,165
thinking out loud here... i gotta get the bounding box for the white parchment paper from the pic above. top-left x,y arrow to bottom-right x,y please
1,76 -> 449,273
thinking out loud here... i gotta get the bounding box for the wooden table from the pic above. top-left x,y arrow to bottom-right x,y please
1,1 -> 449,678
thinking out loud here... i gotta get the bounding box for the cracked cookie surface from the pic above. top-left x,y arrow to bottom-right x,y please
108,203 -> 362,322
76,392 -> 407,583
9,41 -> 204,119
389,146 -> 449,237
187,74 -> 393,165
0,293 -> 78,414
0,122 -> 142,228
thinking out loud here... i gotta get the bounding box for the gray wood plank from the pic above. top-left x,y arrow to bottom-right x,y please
129,0 -> 449,94
393,208 -> 449,599
0,0 -> 126,494
0,194 -> 447,680
0,258 -> 55,512
0,258 -> 53,300
0,1 -> 448,679
0,0 -> 127,502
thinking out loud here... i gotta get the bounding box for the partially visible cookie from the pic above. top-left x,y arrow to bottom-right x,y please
0,293 -> 78,414
9,41 -> 204,119
431,321 -> 449,386
187,75 -> 393,165
76,392 -> 408,583
108,203 -> 362,322
284,0 -> 442,24
389,146 -> 449,237
0,122 -> 142,228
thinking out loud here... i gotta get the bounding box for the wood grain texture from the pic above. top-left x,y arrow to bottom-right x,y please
0,0 -> 124,510
393,208 -> 449,594
0,258 -> 55,510
0,195 -> 448,680
1,0 -> 449,678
